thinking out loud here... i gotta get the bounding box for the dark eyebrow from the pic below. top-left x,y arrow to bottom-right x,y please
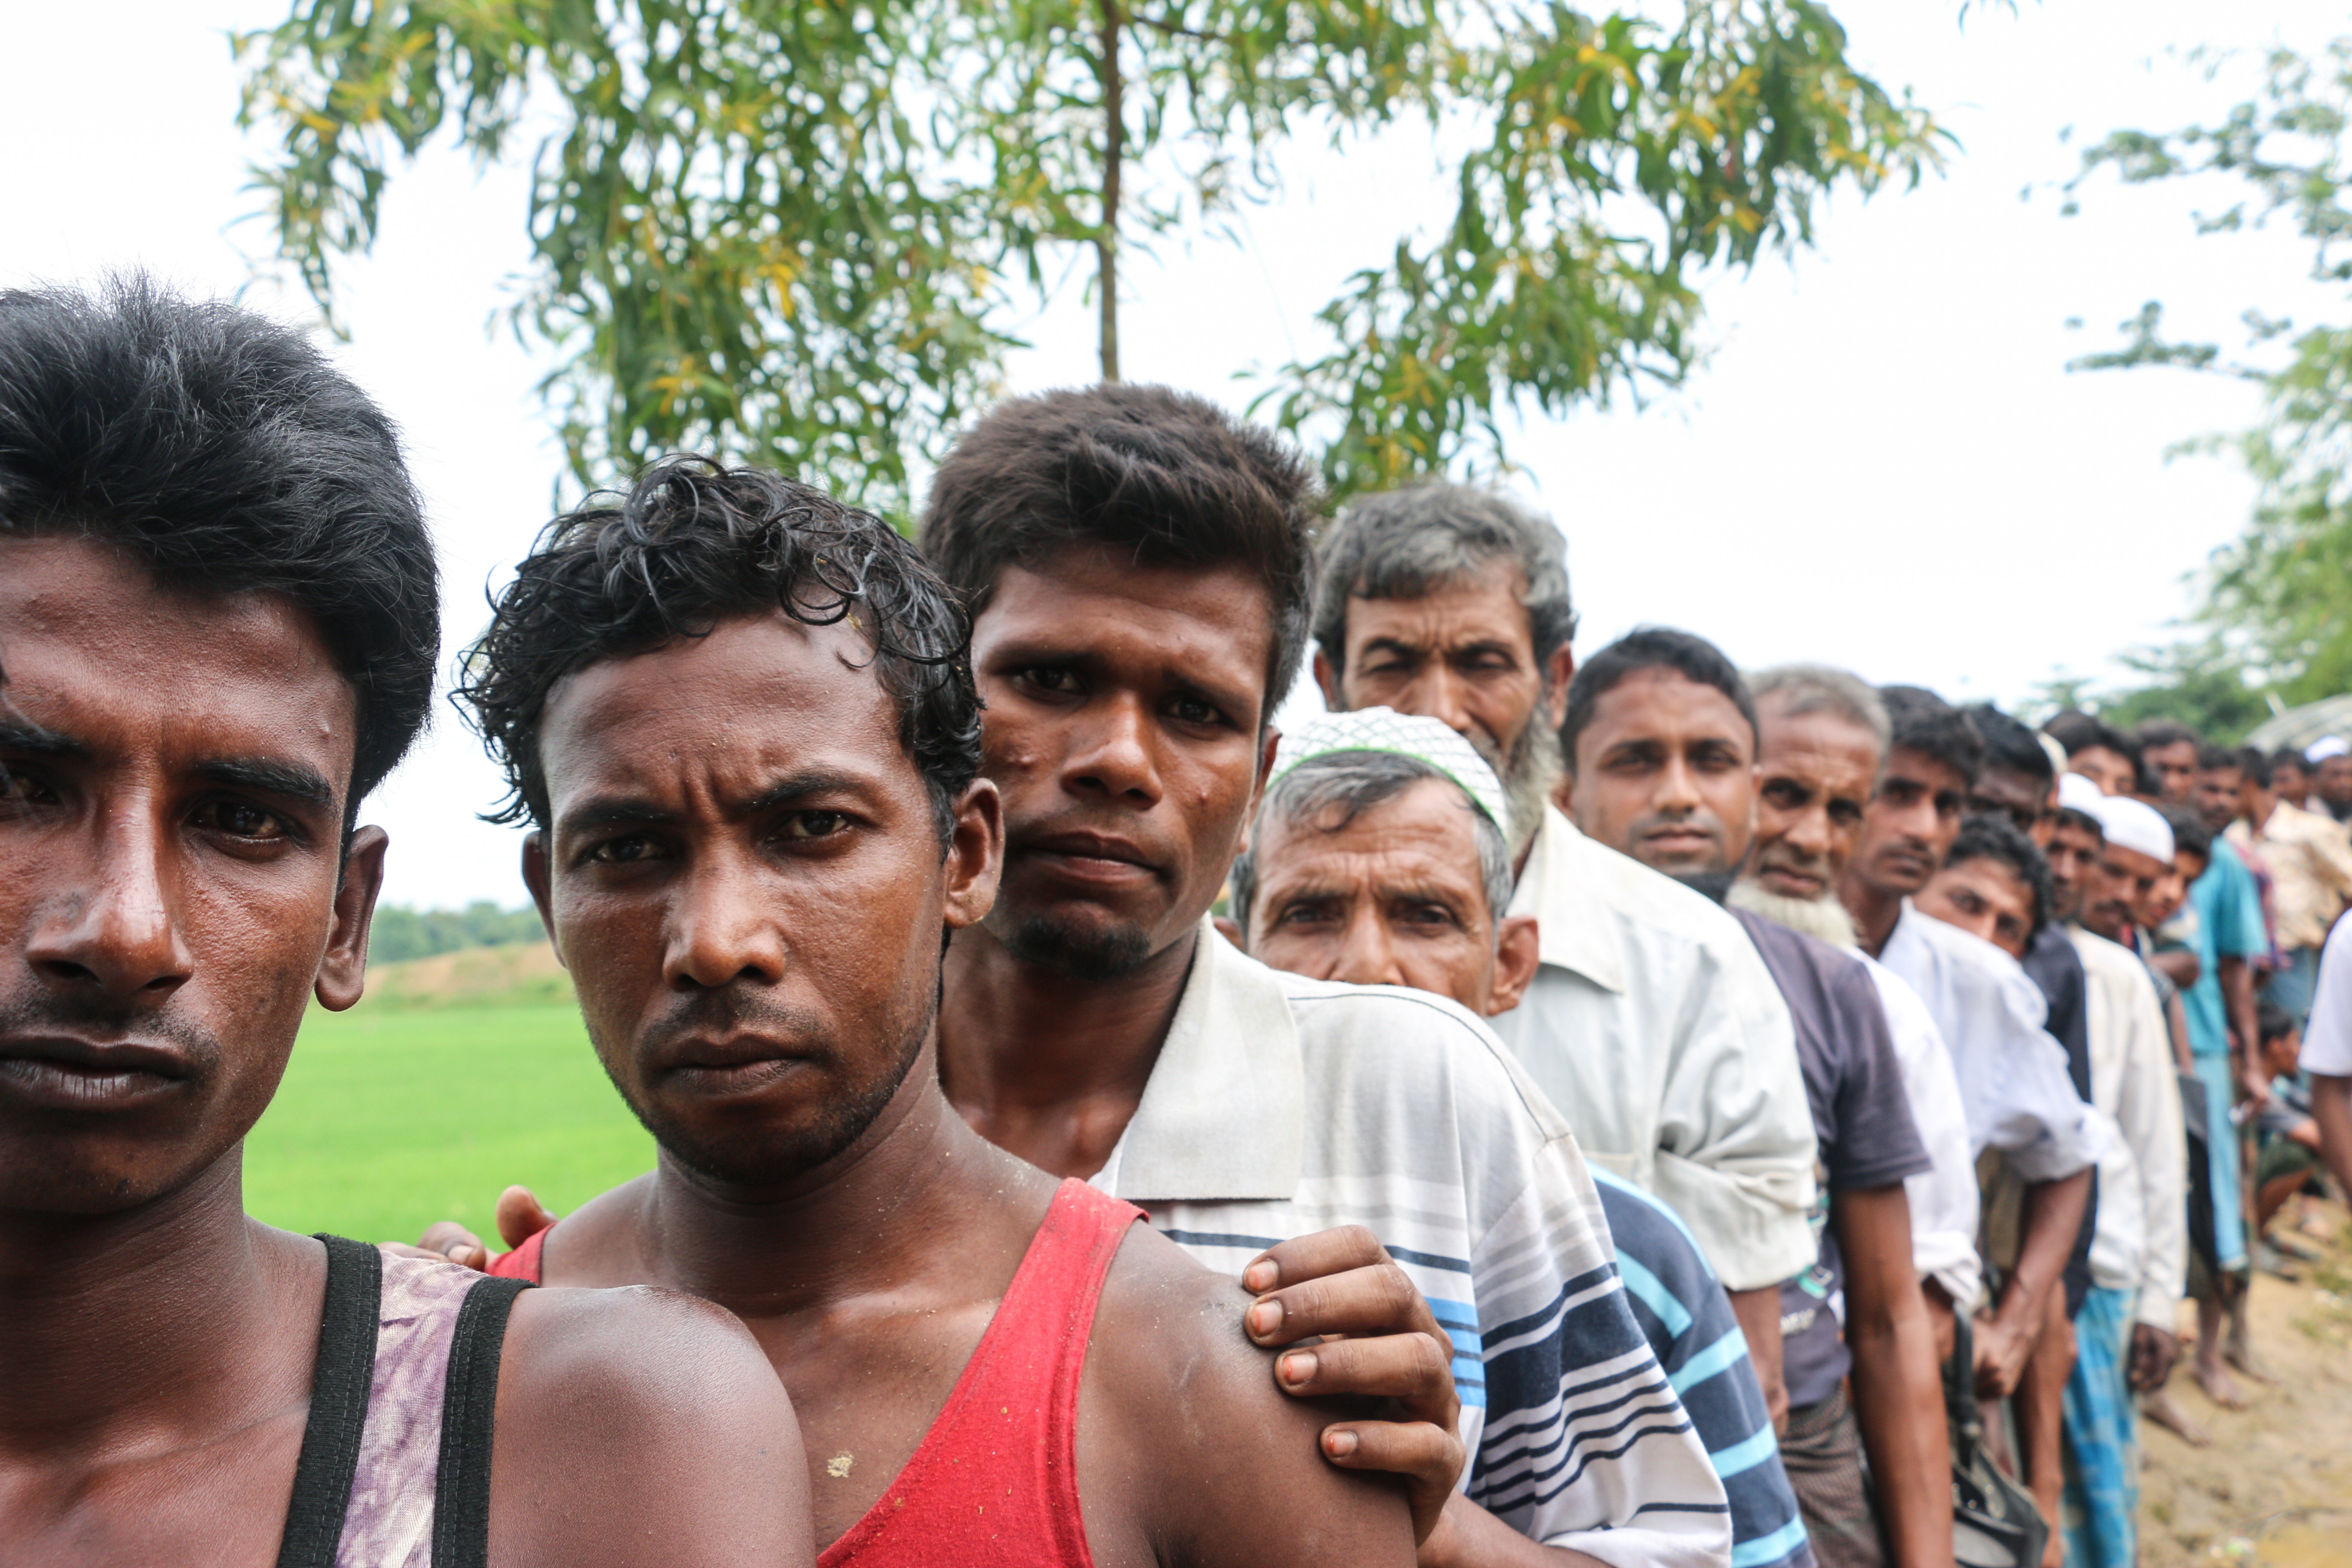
743,772 -> 868,816
197,756 -> 338,813
0,717 -> 86,761
1359,636 -> 1429,658
558,796 -> 675,837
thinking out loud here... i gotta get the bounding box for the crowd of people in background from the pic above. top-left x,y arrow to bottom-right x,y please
9,274 -> 2352,1568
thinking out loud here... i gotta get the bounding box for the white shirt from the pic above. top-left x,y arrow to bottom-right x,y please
2302,914 -> 2352,1076
1496,807 -> 1818,1291
2070,925 -> 2189,1332
1877,902 -> 2104,1182
1090,924 -> 1730,1568
1856,954 -> 1984,1310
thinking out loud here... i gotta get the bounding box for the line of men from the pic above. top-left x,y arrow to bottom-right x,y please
3,274 -> 2336,1568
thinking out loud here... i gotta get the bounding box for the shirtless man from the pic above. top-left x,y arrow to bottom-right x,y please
459,455 -> 1414,1564
0,280 -> 809,1567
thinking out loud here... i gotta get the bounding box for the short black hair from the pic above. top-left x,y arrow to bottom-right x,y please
2237,747 -> 2274,789
2272,747 -> 2309,778
1965,703 -> 2053,783
1880,685 -> 1983,785
459,456 -> 980,836
921,384 -> 1320,721
1560,627 -> 1756,772
2196,742 -> 2243,775
2155,800 -> 2212,862
1945,811 -> 2054,939
2257,999 -> 2298,1047
2136,720 -> 2204,755
0,274 -> 437,806
2044,710 -> 2140,772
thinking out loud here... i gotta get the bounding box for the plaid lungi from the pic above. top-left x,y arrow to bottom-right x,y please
2061,1285 -> 2136,1568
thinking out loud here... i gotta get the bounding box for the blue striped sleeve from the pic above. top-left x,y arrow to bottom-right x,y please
1592,1173 -> 1816,1568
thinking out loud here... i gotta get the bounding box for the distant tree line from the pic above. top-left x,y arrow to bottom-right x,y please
369,902 -> 546,965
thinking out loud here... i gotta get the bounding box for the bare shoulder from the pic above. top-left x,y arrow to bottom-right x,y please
1085,1224 -> 1415,1567
491,1284 -> 814,1568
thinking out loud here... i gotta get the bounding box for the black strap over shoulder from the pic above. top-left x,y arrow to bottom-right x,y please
431,1273 -> 535,1568
276,1235 -> 384,1568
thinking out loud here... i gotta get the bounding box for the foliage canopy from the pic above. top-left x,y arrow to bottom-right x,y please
2070,38 -> 2352,705
239,0 -> 1939,508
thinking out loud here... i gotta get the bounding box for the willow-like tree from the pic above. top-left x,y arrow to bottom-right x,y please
241,0 -> 1938,508
2070,39 -> 2352,703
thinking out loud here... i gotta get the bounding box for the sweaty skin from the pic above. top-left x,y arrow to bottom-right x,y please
515,608 -> 1415,1566
0,538 -> 811,1568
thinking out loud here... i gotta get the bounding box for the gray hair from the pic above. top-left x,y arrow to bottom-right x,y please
1313,483 -> 1577,677
1230,750 -> 1515,942
1749,663 -> 1891,757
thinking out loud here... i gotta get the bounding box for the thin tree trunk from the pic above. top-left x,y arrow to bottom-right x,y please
1095,0 -> 1123,383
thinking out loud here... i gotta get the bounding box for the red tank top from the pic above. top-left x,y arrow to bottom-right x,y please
491,1178 -> 1141,1567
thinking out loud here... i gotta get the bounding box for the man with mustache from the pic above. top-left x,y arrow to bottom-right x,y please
1545,631 -> 1951,1568
2060,790 -> 2188,1568
466,455 -> 1418,1566
1837,686 -> 2099,1422
1222,710 -> 1813,1568
0,280 -> 812,1567
1309,485 -> 1819,1425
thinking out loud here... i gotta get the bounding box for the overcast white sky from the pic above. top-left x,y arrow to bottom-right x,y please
5,1 -> 2341,910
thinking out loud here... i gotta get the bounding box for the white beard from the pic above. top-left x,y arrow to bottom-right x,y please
1728,876 -> 1860,949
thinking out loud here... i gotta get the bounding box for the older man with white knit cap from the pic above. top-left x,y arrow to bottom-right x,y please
1227,708 -> 1819,1568
2053,783 -> 2188,1568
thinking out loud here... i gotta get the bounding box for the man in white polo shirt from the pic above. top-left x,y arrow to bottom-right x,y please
1311,483 -> 1819,1422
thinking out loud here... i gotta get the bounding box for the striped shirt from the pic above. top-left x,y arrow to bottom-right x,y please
1088,924 -> 1732,1568
1592,1169 -> 1813,1568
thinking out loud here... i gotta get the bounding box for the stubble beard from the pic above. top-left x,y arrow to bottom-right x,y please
1001,911 -> 1156,982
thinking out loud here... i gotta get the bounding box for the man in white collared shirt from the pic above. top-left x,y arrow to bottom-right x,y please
1311,484 -> 1819,1417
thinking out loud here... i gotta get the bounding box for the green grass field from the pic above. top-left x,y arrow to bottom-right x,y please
242,1000 -> 654,1246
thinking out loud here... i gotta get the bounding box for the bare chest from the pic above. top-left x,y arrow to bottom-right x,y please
0,1408 -> 306,1568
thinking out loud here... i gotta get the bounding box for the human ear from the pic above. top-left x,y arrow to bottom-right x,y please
521,832 -> 565,968
1313,648 -> 1343,710
1485,914 -> 1541,1016
1541,646 -> 1575,731
316,824 -> 388,1012
942,777 -> 1004,930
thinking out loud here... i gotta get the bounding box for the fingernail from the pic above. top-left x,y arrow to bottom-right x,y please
1247,1298 -> 1283,1339
1243,1259 -> 1278,1292
1325,1429 -> 1357,1457
1280,1351 -> 1317,1387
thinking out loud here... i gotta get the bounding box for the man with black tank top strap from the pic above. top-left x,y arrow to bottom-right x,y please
451,456 -> 1415,1565
0,279 -> 811,1568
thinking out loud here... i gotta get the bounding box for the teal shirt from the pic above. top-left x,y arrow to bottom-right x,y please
2184,837 -> 2268,1057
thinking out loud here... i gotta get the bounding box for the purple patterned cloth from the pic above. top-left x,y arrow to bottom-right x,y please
336,1247 -> 481,1567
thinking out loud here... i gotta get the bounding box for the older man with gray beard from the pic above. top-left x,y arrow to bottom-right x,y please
1312,484 -> 1819,1422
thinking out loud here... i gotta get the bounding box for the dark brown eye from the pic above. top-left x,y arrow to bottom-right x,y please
194,800 -> 288,840
782,812 -> 848,840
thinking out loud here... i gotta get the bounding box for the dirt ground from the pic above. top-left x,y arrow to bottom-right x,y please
2138,1197 -> 2352,1568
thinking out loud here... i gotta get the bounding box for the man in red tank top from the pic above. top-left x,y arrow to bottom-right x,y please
459,458 -> 1417,1564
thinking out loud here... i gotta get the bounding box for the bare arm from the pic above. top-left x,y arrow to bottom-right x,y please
491,1284 -> 814,1568
1975,1168 -> 2091,1400
1834,1185 -> 1954,1568
1095,1232 -> 1416,1568
2149,949 -> 2200,991
2220,956 -> 2264,1104
1727,1286 -> 1788,1433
